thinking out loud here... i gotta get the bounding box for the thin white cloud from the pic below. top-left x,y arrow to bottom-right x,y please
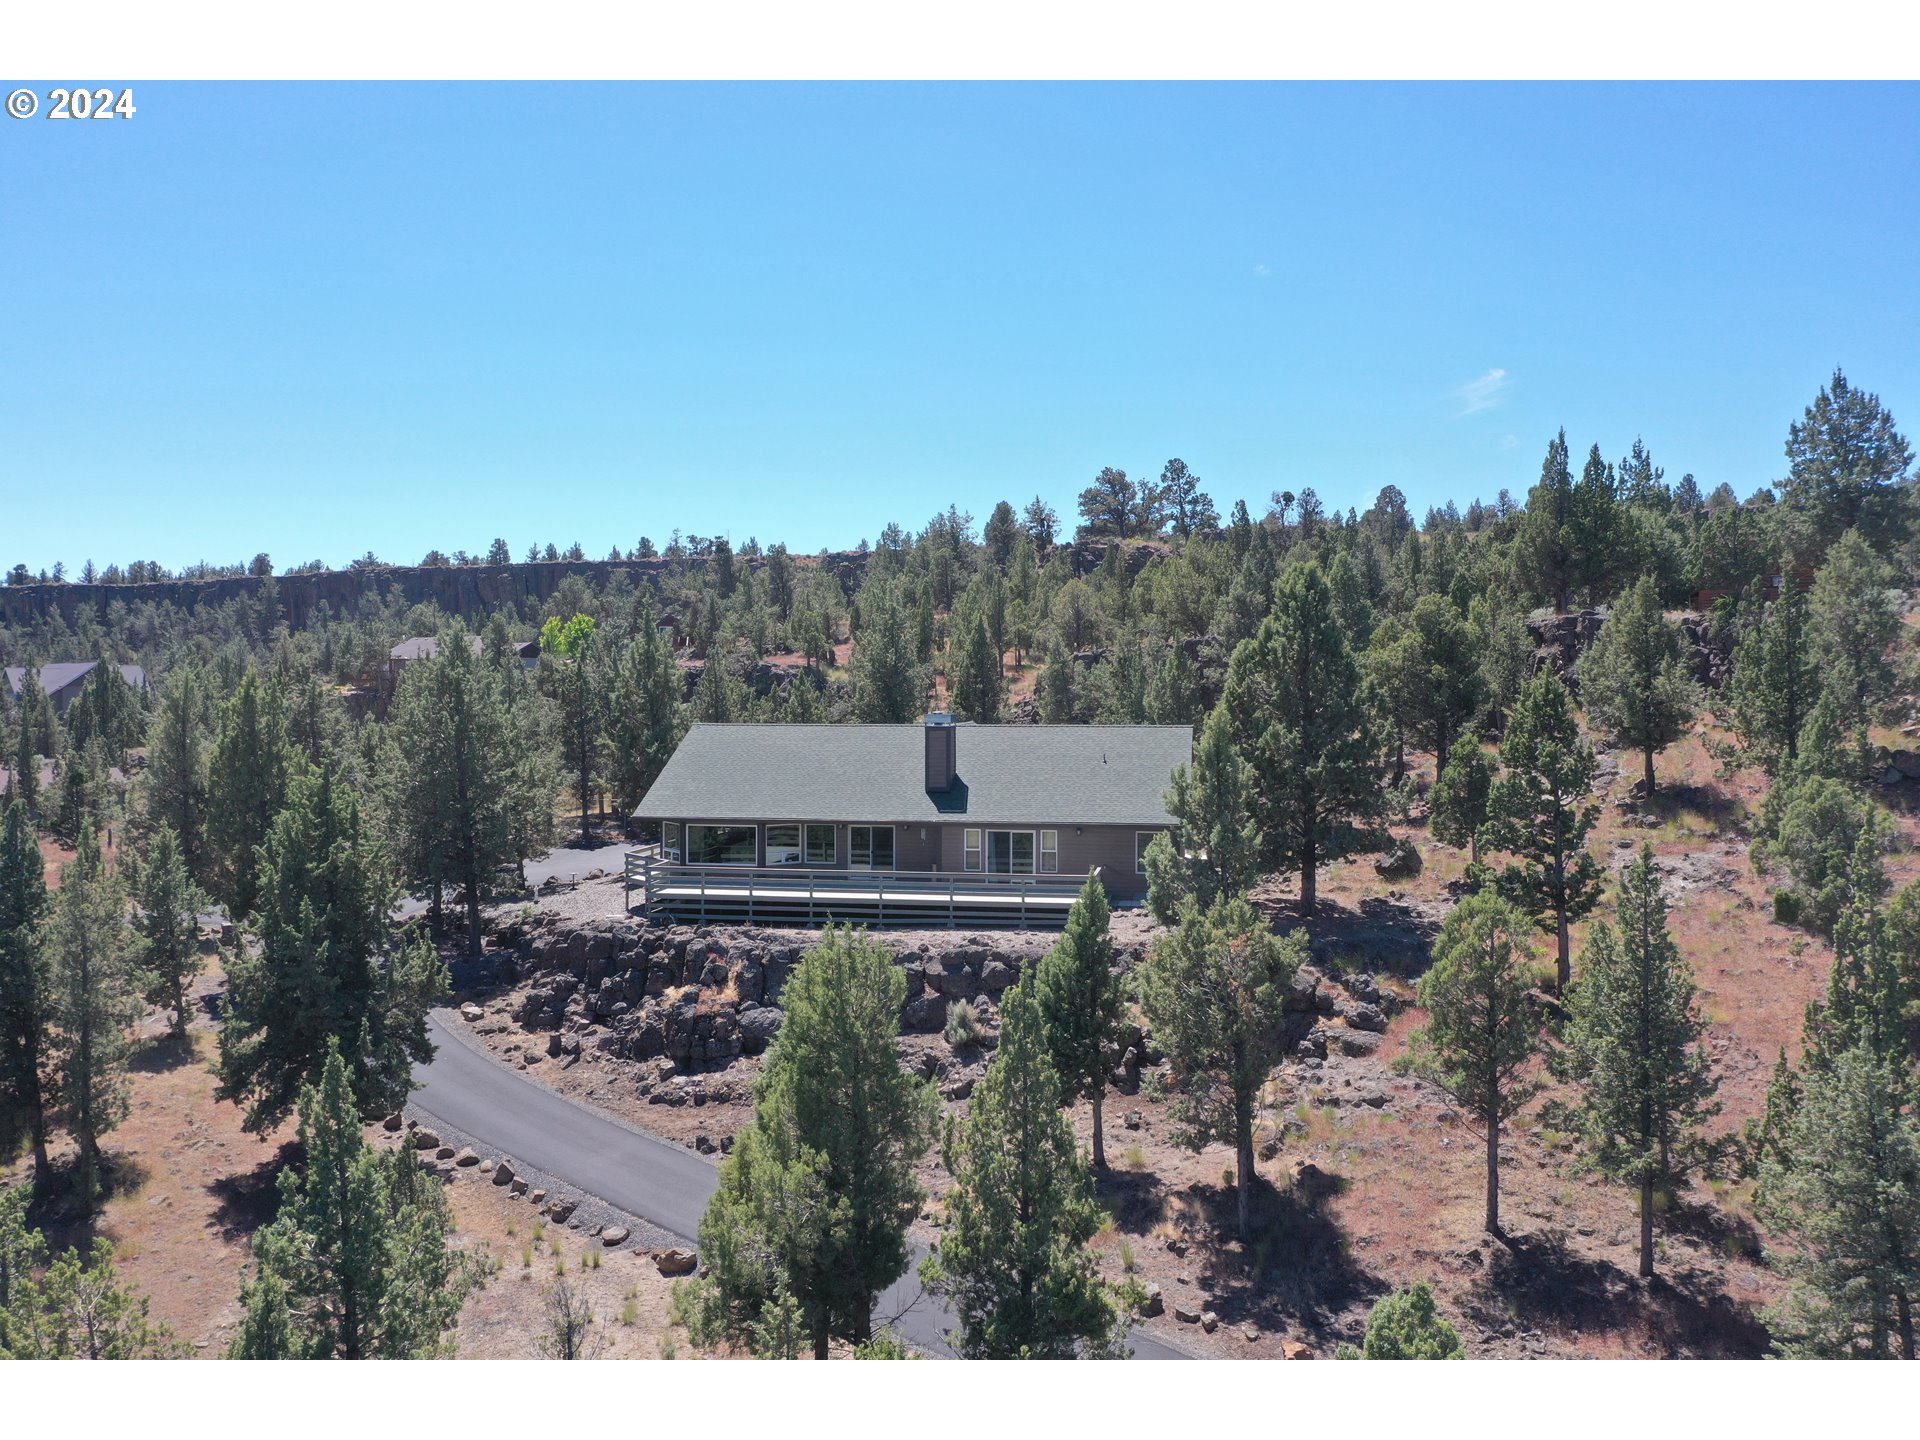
1252,263 -> 1271,279
1455,368 -> 1510,417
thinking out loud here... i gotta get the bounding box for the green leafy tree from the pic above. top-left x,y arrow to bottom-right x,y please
230,1043 -> 482,1358
216,763 -> 447,1133
1575,574 -> 1699,797
0,804 -> 53,1178
1077,467 -> 1139,539
1222,559 -> 1382,919
680,926 -> 938,1357
922,973 -> 1125,1358
206,668 -> 291,918
1483,672 -> 1602,991
1402,594 -> 1485,776
1143,706 -> 1260,923
0,1219 -> 182,1359
604,588 -> 685,821
1034,875 -> 1124,1171
1159,458 -> 1218,538
1400,892 -> 1542,1234
1719,584 -> 1817,775
1557,846 -> 1721,1279
1137,895 -> 1303,1238
540,613 -> 603,843
132,824 -> 207,1040
1779,367 -> 1914,557
45,828 -> 141,1202
1808,528 -> 1901,738
1758,779 -> 1888,937
1758,1043 -> 1920,1359
1335,1282 -> 1465,1359
1428,736 -> 1493,865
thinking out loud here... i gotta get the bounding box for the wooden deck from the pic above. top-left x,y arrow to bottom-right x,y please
625,853 -> 1098,929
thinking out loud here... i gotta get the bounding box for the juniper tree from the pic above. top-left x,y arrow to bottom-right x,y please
1576,574 -> 1699,797
1222,559 -> 1383,919
132,824 -> 207,1040
230,1043 -> 481,1358
1808,528 -> 1901,738
1034,874 -> 1124,1171
1557,846 -> 1720,1279
1137,895 -> 1303,1238
849,581 -> 928,723
1334,1281 -> 1465,1360
951,613 -> 1004,721
1758,1042 -> 1920,1359
1428,736 -> 1494,865
1719,584 -> 1817,775
206,668 -> 291,918
1400,891 -> 1542,1234
0,803 -> 53,1179
9,693 -> 36,817
1039,643 -> 1077,723
1143,706 -> 1260,924
682,927 -> 937,1358
1482,672 -> 1602,991
1143,642 -> 1201,726
1400,594 -> 1485,776
216,762 -> 446,1133
604,588 -> 685,820
0,1227 -> 182,1359
923,973 -> 1125,1358
45,827 -> 141,1203
1801,828 -> 1910,1079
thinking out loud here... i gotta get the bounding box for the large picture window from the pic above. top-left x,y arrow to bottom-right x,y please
687,824 -> 758,866
849,825 -> 895,870
804,824 -> 836,865
765,825 -> 802,865
985,830 -> 1035,874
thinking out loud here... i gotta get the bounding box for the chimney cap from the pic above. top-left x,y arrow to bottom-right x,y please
926,711 -> 954,726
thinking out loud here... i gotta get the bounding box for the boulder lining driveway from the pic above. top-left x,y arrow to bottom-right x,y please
411,1009 -> 1185,1359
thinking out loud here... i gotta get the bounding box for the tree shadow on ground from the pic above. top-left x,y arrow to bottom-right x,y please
1469,1225 -> 1769,1357
1663,1194 -> 1765,1263
22,1151 -> 156,1252
1267,895 -> 1444,981
1640,780 -> 1745,833
128,1028 -> 197,1075
208,1142 -> 296,1244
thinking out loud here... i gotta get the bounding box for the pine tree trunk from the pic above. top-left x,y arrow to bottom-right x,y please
466,883 -> 483,959
1639,1177 -> 1655,1280
1896,1287 -> 1914,1361
1299,822 -> 1317,921
1235,1086 -> 1255,1239
1090,1087 -> 1107,1171
1485,1113 -> 1501,1234
1556,906 -> 1571,994
1643,744 -> 1656,798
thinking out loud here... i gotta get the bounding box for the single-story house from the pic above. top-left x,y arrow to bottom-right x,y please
632,715 -> 1190,915
387,635 -> 537,675
3,662 -> 147,716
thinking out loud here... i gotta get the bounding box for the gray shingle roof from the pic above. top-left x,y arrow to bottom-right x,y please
634,723 -> 1191,827
4,662 -> 145,698
389,635 -> 485,662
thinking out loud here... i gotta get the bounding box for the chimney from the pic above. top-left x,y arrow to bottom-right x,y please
924,711 -> 956,793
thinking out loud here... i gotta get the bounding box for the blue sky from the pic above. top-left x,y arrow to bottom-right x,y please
4,82 -> 1917,573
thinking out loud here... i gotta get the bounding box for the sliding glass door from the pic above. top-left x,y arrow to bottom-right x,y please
985,830 -> 1035,874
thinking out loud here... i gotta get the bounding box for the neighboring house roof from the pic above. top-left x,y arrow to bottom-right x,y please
3,662 -> 145,698
388,635 -> 486,662
634,722 -> 1191,827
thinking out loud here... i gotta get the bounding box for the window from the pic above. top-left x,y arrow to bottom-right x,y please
687,824 -> 758,866
804,824 -> 835,865
850,825 -> 895,870
662,822 -> 681,861
985,830 -> 1035,874
1039,830 -> 1058,874
766,825 -> 802,865
1135,831 -> 1157,876
963,828 -> 982,872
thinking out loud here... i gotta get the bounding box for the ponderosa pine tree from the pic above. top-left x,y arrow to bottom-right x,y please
540,613 -> 603,844
9,691 -> 37,818
850,580 -> 928,723
63,663 -> 143,765
682,926 -> 937,1358
230,1042 -> 481,1358
1401,593 -> 1485,777
1517,429 -> 1576,612
923,973 -> 1125,1358
1575,574 -> 1698,797
1482,672 -> 1602,991
0,803 -> 52,1179
604,587 -> 685,822
1137,895 -> 1303,1238
142,665 -> 214,887
1401,891 -> 1542,1234
1780,367 -> 1914,557
1758,1042 -> 1920,1359
1428,736 -> 1493,865
1719,583 -> 1817,775
132,824 -> 207,1041
951,613 -> 1004,722
1557,846 -> 1720,1280
45,826 -> 141,1203
206,668 -> 291,918
1142,706 -> 1260,924
216,762 -> 446,1133
1034,874 -> 1123,1172
1568,442 -> 1623,604
1222,559 -> 1382,919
